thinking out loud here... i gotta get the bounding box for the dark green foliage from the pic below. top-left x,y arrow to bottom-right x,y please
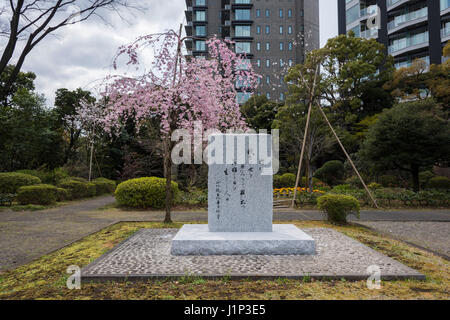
15,169 -> 54,184
16,184 -> 58,205
317,194 -> 360,224
360,100 -> 450,192
0,193 -> 15,206
55,188 -> 71,201
115,177 -> 179,209
240,95 -> 281,130
92,178 -> 116,195
427,176 -> 450,190
419,171 -> 435,189
0,172 -> 41,193
314,160 -> 344,186
378,175 -> 398,188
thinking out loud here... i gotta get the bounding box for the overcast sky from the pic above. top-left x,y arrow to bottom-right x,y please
9,0 -> 338,106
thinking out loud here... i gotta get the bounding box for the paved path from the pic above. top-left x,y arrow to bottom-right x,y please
0,195 -> 449,271
356,221 -> 450,260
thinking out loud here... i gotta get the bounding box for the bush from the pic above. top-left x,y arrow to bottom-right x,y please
379,175 -> 397,188
427,176 -> 450,190
273,173 -> 296,188
115,177 -> 179,209
0,193 -> 15,206
58,179 -> 96,199
55,188 -> 71,201
419,171 -> 435,188
16,184 -> 58,205
314,160 -> 344,186
0,172 -> 41,193
317,194 -> 360,224
92,178 -> 116,195
15,170 -> 53,184
368,182 -> 382,190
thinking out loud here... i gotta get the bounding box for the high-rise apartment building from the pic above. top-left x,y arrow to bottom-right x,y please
184,0 -> 319,103
338,0 -> 450,69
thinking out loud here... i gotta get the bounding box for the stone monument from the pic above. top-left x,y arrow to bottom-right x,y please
171,133 -> 316,256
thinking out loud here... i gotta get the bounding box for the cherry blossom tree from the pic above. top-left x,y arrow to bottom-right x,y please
100,30 -> 259,223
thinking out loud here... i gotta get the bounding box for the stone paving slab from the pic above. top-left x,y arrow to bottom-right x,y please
81,228 -> 425,282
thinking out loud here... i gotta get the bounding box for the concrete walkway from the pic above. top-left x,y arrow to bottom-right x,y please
0,195 -> 449,271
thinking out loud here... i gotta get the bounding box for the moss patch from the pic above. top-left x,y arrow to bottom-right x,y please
0,221 -> 448,300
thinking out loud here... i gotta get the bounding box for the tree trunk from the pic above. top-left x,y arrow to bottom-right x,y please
411,164 -> 420,192
163,135 -> 173,224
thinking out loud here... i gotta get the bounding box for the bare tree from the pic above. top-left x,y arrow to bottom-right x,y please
0,0 -> 138,94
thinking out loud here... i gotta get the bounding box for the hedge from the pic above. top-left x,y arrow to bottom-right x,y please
427,176 -> 450,190
92,178 -> 116,195
115,177 -> 179,208
0,172 -> 41,193
317,194 -> 360,224
16,184 -> 58,205
273,173 -> 296,188
58,179 -> 96,199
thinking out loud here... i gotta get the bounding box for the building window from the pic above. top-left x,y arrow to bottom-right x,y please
266,75 -> 270,84
256,42 -> 261,51
288,59 -> 293,66
195,10 -> 206,21
346,4 -> 359,24
195,25 -> 206,36
195,0 -> 206,5
256,25 -> 261,34
265,9 -> 270,17
280,93 -> 284,101
266,42 -> 270,51
235,42 -> 251,54
265,25 -> 270,34
288,9 -> 292,18
256,9 -> 260,17
195,40 -> 206,51
237,92 -> 251,104
279,9 -> 283,18
288,42 -> 293,51
266,59 -> 270,67
288,25 -> 293,34
235,25 -> 251,37
280,59 -> 284,67
280,42 -> 284,51
279,25 -> 283,34
257,59 -> 261,67
266,93 -> 270,100
235,9 -> 251,20
237,59 -> 251,70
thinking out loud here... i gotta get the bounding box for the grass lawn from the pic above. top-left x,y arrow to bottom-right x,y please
0,221 -> 448,300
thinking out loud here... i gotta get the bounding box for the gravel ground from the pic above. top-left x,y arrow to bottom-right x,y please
357,221 -> 450,259
81,228 -> 424,281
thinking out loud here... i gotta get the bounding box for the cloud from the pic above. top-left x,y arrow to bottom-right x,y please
4,0 -> 337,107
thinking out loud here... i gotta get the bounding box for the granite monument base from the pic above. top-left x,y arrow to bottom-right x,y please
170,224 -> 316,256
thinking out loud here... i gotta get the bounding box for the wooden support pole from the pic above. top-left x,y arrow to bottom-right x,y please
316,104 -> 379,209
291,65 -> 319,208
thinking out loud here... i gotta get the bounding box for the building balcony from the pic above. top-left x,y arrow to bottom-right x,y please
387,0 -> 413,12
232,0 -> 253,10
360,28 -> 378,39
388,7 -> 428,35
442,25 -> 450,42
388,32 -> 429,57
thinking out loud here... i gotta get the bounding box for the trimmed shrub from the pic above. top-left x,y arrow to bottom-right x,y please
58,179 -> 96,199
16,184 -> 58,205
379,175 -> 397,188
92,178 -> 116,195
419,171 -> 435,188
15,170 -> 53,184
115,177 -> 179,209
273,173 -> 296,188
0,193 -> 15,206
0,172 -> 41,193
317,194 -> 360,224
301,177 -> 328,188
368,182 -> 382,190
427,176 -> 450,190
55,188 -> 71,201
314,160 -> 344,186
